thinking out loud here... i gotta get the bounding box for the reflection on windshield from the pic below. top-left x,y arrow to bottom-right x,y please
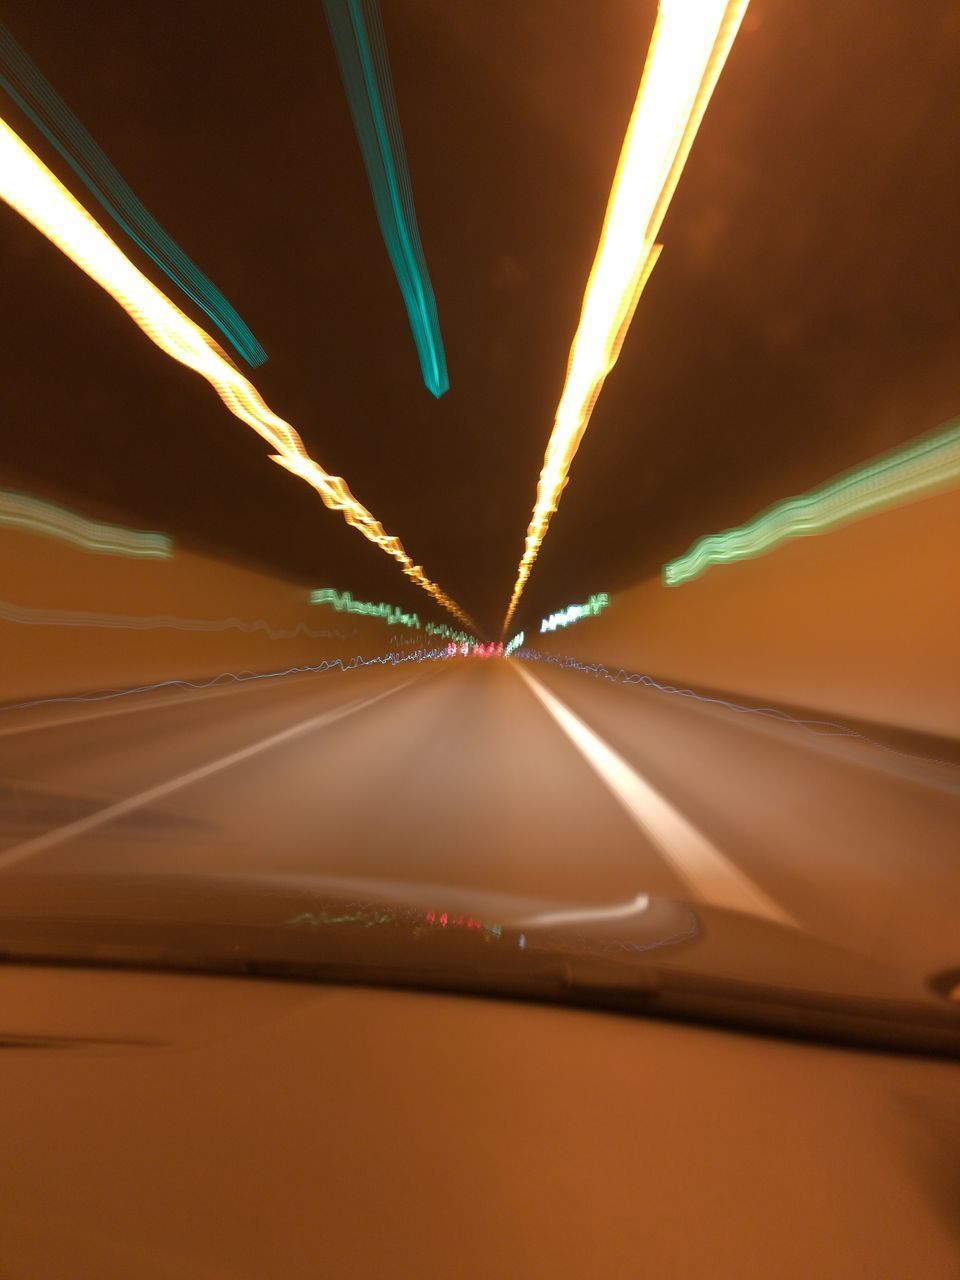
288,906 -> 503,939
0,1 -> 958,1058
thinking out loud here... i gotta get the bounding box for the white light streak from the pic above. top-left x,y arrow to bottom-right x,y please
0,116 -> 473,630
502,0 -> 750,633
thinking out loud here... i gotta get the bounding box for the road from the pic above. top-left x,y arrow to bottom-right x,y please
0,657 -> 957,977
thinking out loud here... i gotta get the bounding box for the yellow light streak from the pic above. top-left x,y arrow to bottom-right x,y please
502,0 -> 749,634
0,116 -> 474,631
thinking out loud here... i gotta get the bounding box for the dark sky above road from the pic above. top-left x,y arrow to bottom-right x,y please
0,0 -> 958,637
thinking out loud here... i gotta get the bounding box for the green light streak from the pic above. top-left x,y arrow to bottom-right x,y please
311,587 -> 419,628
0,489 -> 172,558
504,630 -> 524,656
425,621 -> 473,644
540,594 -> 609,634
664,417 -> 960,586
311,588 -> 472,643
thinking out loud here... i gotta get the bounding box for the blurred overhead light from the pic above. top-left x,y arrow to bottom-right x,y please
0,115 -> 473,630
0,22 -> 266,367
322,0 -> 449,396
502,0 -> 749,634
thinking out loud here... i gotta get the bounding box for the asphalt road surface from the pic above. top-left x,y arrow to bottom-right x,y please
0,658 -> 957,979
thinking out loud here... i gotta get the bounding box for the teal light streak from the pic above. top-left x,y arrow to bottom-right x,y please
0,23 -> 266,367
0,489 -> 171,558
540,594 -> 610,634
311,588 -> 472,643
664,417 -> 960,587
322,0 -> 448,396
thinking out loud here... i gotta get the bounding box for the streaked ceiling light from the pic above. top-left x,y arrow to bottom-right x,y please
323,0 -> 449,396
0,115 -> 473,629
502,0 -> 749,634
0,22 -> 266,367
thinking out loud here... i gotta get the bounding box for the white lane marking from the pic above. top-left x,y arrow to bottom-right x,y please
0,679 -> 273,741
515,665 -> 795,927
0,667 -> 379,741
0,681 -> 412,871
517,892 -> 650,928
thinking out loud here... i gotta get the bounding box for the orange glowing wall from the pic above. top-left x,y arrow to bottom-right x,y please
0,526 -> 424,703
533,485 -> 960,739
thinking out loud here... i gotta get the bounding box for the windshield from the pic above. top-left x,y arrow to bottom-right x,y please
0,1 -> 958,1056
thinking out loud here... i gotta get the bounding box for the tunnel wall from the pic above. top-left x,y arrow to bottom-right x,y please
1,522 -> 434,705
531,484 -> 960,739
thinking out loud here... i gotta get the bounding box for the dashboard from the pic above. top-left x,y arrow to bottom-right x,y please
1,965 -> 957,1278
